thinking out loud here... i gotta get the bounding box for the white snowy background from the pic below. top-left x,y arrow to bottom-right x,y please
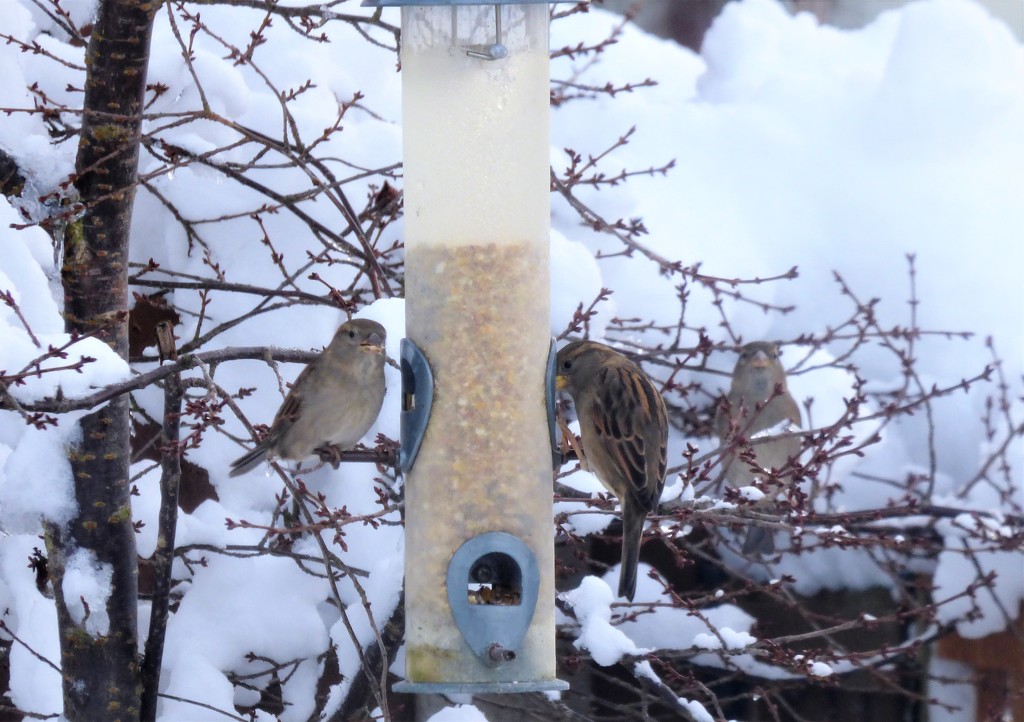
0,0 -> 1021,719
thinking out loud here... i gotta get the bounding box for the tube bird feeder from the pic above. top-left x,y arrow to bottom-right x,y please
363,0 -> 567,694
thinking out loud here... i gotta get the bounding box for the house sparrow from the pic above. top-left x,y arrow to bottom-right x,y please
228,318 -> 386,477
714,341 -> 801,556
556,340 -> 668,601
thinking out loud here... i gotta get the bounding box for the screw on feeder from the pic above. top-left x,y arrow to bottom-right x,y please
486,643 -> 517,666
465,5 -> 508,60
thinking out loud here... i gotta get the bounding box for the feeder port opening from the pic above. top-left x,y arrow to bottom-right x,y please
468,551 -> 523,606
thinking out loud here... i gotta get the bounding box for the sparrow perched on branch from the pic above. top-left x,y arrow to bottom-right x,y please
714,341 -> 802,556
556,340 -> 668,601
229,318 -> 387,477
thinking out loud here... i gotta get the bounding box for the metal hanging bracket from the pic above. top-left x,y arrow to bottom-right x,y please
400,338 -> 433,473
545,337 -> 560,470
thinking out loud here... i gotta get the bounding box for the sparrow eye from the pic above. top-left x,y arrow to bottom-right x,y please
348,330 -> 356,339
561,359 -> 572,371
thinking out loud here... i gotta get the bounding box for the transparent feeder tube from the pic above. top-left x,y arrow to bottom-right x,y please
401,4 -> 556,686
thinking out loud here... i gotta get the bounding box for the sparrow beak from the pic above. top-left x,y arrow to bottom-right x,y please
749,350 -> 771,368
555,375 -> 569,391
360,332 -> 385,354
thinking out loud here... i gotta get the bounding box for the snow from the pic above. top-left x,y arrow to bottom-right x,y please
131,463 -> 162,559
160,555 -> 331,719
634,661 -> 717,722
562,575 -> 644,666
619,596 -> 758,668
550,229 -> 607,336
933,540 -> 1024,638
61,548 -> 113,636
737,486 -> 765,502
164,555 -> 330,668
0,535 -> 62,716
0,420 -> 79,531
426,705 -> 489,722
693,627 -> 758,650
807,660 -> 834,677
0,0 -> 1021,716
681,697 -> 717,722
928,657 -> 977,721
0,194 -> 131,532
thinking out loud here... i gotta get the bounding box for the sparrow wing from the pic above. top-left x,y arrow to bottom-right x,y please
589,364 -> 668,512
267,355 -> 322,438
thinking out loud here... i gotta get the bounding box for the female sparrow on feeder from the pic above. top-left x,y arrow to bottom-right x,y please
714,341 -> 801,556
556,340 -> 668,602
229,319 -> 387,477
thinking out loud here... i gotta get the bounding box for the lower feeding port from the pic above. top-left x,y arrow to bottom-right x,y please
399,528 -> 570,692
446,532 -> 537,668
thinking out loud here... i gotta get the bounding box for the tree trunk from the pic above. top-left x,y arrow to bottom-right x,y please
52,0 -> 158,719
